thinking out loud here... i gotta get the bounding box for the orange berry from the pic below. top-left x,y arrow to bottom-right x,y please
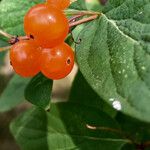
24,4 -> 69,48
40,42 -> 74,80
10,40 -> 40,77
47,0 -> 70,9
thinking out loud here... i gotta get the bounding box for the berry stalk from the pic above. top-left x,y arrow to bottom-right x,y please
69,14 -> 84,23
65,9 -> 101,16
0,29 -> 13,39
69,14 -> 99,27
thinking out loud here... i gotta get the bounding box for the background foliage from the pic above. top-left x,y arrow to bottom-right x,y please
0,0 -> 150,150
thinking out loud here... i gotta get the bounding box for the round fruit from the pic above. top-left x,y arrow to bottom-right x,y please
47,0 -> 70,10
24,4 -> 69,48
40,42 -> 74,80
10,40 -> 40,77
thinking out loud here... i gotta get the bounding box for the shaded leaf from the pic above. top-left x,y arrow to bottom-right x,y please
116,113 -> 150,143
11,103 -> 129,150
121,144 -> 136,150
70,0 -> 87,10
0,38 -> 8,67
25,73 -> 53,108
69,71 -> 116,117
0,75 -> 30,112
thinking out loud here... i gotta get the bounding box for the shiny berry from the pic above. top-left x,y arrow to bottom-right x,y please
40,42 -> 74,80
10,40 -> 40,77
47,0 -> 70,10
24,4 -> 69,48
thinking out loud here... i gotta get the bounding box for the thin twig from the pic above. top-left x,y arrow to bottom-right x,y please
0,46 -> 11,52
86,125 -> 125,137
9,35 -> 29,45
69,14 -> 99,27
86,124 -> 135,144
0,29 -> 14,39
18,36 -> 30,41
65,9 -> 101,16
69,14 -> 84,23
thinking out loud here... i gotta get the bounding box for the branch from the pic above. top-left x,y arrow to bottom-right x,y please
86,124 -> 137,144
69,14 -> 84,23
86,124 -> 124,135
9,36 -> 29,45
69,14 -> 99,27
0,29 -> 14,39
65,9 -> 101,16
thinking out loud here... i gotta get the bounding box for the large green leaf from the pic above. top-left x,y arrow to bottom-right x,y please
0,75 -> 30,112
25,73 -> 53,108
70,0 -> 87,10
0,0 -> 44,35
75,0 -> 150,122
10,103 -> 129,150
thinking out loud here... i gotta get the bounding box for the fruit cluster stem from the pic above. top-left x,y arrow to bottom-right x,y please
69,14 -> 84,23
0,29 -> 13,39
65,9 -> 100,16
69,14 -> 99,27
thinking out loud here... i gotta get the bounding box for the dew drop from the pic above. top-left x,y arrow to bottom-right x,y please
118,71 -> 122,74
109,98 -> 122,111
124,74 -> 128,78
122,69 -> 125,73
112,100 -> 122,111
95,83 -> 99,87
109,98 -> 114,102
141,66 -> 146,70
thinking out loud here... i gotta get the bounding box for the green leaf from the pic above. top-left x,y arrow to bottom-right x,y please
0,38 -> 8,47
0,0 -> 44,35
69,71 -> 116,117
75,0 -> 150,122
85,0 -> 103,12
0,51 -> 6,68
121,144 -> 136,150
0,38 -> 8,67
0,75 -> 30,112
70,0 -> 87,10
10,103 -> 129,150
25,73 -> 53,108
116,113 -> 150,143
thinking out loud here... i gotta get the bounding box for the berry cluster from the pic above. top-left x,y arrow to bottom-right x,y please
10,0 -> 74,80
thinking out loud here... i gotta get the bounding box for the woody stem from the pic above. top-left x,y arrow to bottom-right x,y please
0,29 -> 14,39
69,14 -> 99,27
